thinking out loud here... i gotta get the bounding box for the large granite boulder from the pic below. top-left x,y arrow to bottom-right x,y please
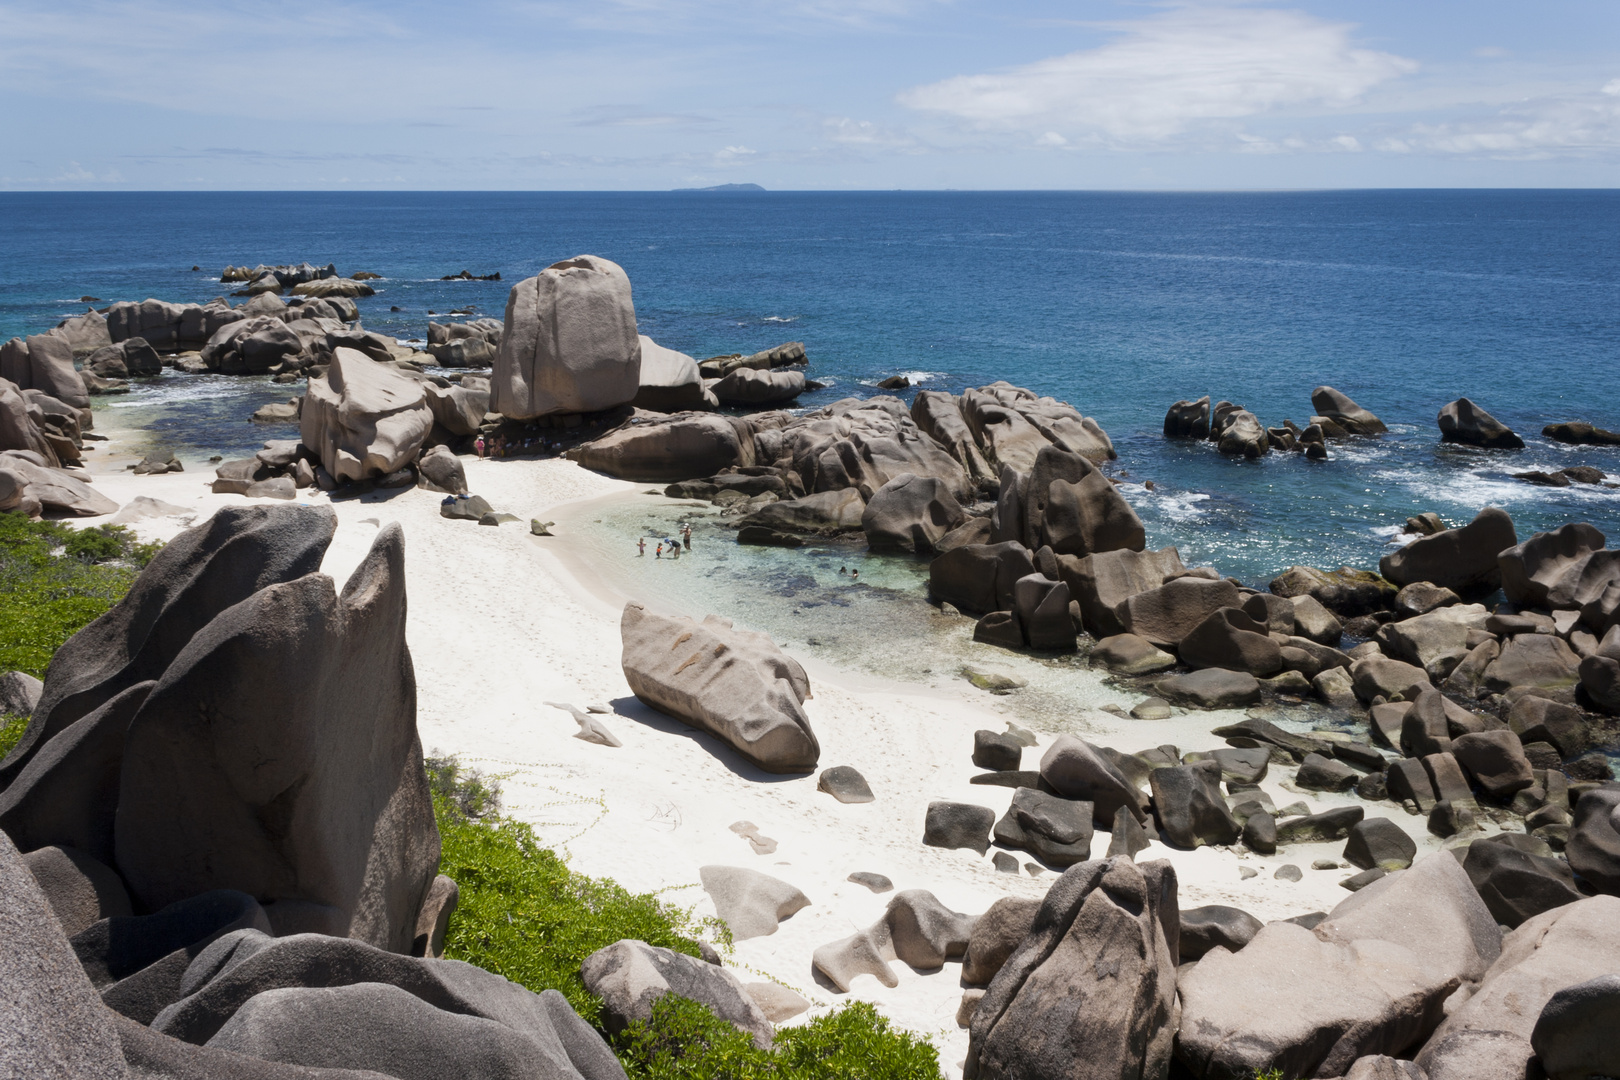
1566,787 -> 1620,896
1312,386 -> 1387,435
1531,974 -> 1620,1080
583,938 -> 773,1049
737,488 -> 864,535
1,505 -> 337,788
1380,507 -> 1518,599
421,381 -> 490,438
1149,761 -> 1240,849
0,831 -> 129,1078
750,396 -> 972,502
1036,465 -> 1144,558
1055,545 -> 1185,639
1461,837 -> 1583,927
0,454 -> 118,518
1379,603 -> 1491,681
711,367 -> 804,407
1438,398 -> 1524,449
106,298 -> 242,353
571,412 -> 754,481
620,603 -> 817,773
1482,633 -> 1582,696
1270,565 -> 1397,617
910,390 -> 996,488
1116,576 -> 1241,649
47,308 -> 114,357
0,380 -> 61,466
1498,523 -> 1607,609
960,382 -> 1116,471
811,890 -> 977,992
1039,736 -> 1148,826
1215,408 -> 1269,458
300,348 -> 433,484
631,336 -> 714,413
1178,606 -> 1284,676
1416,896 -> 1620,1080
992,788 -> 1093,868
1163,396 -> 1210,439
112,523 -> 438,950
493,255 -> 640,419
0,333 -> 90,409
861,473 -> 966,553
1178,852 -> 1499,1080
929,541 -> 1036,616
964,857 -> 1178,1080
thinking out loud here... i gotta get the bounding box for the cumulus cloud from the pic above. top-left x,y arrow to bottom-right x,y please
898,6 -> 1416,142
1386,80 -> 1620,157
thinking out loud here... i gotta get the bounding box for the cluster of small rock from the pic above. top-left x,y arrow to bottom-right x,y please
220,261 -> 376,298
1164,385 -> 1386,459
0,332 -> 116,516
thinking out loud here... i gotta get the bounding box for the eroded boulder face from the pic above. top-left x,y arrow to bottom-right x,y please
572,412 -> 755,481
861,472 -> 966,553
620,603 -> 818,773
584,938 -> 774,1049
1438,398 -> 1524,450
964,857 -> 1178,1080
1311,387 -> 1387,435
300,348 -> 433,483
494,254 -> 641,419
1380,507 -> 1518,599
2,505 -> 337,788
911,389 -> 995,487
0,453 -> 118,518
1416,896 -> 1620,1080
1056,545 -> 1186,639
115,523 -> 438,951
961,381 -> 1116,472
632,335 -> 714,413
1164,396 -> 1210,439
751,396 -> 971,502
1177,852 -> 1499,1080
0,333 -> 90,410
106,297 -> 243,354
1498,523 -> 1607,609
711,367 -> 804,406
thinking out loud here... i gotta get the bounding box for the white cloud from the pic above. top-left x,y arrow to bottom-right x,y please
1036,131 -> 1067,147
898,6 -> 1417,142
1400,81 -> 1620,157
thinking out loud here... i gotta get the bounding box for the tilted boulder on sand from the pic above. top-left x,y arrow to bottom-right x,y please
300,347 -> 433,483
620,602 -> 819,773
494,254 -> 642,420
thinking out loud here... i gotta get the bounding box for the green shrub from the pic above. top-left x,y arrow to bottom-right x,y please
0,515 -> 160,678
425,754 -> 503,819
433,790 -> 710,1024
0,713 -> 27,758
615,994 -> 940,1080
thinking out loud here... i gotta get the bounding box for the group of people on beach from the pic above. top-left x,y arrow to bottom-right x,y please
639,525 -> 693,560
473,434 -> 564,460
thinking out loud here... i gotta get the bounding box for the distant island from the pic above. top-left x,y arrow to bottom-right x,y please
672,183 -> 765,192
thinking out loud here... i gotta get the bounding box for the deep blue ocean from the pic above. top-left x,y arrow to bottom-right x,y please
3,190 -> 1618,587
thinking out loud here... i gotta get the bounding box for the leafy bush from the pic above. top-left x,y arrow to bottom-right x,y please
615,994 -> 940,1080
433,788 -> 709,1024
429,761 -> 942,1080
0,714 -> 27,758
425,754 -> 503,819
0,515 -> 160,678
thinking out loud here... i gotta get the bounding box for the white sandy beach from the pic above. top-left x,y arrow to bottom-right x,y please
75,426 -> 1496,1077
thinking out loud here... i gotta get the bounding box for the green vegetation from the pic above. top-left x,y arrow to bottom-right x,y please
431,760 -> 942,1080
0,515 -> 160,678
0,714 -> 27,758
616,994 -> 939,1080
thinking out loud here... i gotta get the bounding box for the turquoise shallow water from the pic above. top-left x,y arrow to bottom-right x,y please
3,189 -> 1618,587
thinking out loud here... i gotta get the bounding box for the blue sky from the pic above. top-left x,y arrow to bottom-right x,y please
2,0 -> 1617,189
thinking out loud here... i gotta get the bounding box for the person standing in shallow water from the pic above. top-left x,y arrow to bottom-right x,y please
655,542 -> 663,559
682,525 -> 692,550
637,537 -> 645,557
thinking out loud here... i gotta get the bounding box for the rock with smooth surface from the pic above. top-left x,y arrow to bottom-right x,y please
1116,577 -> 1241,649
964,857 -> 1178,1080
1565,787 -> 1620,896
861,473 -> 965,553
817,765 -> 873,803
620,603 -> 818,774
1438,398 -> 1524,449
300,348 -> 433,483
698,866 -> 810,941
1343,818 -> 1417,872
1057,545 -> 1186,638
923,801 -> 996,855
1530,974 -> 1620,1080
493,255 -> 640,419
1380,508 -> 1518,599
1039,735 -> 1148,825
1179,904 -> 1263,960
992,788 -> 1094,868
1461,838 -> 1582,927
631,335 -> 713,413
1154,668 -> 1262,709
1149,761 -> 1240,849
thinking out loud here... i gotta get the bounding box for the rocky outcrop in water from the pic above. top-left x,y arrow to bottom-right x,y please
631,335 -> 714,413
1438,397 -> 1524,449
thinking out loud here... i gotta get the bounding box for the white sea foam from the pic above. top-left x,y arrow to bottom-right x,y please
761,315 -> 798,323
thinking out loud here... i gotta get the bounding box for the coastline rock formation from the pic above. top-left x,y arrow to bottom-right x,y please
494,255 -> 642,420
965,857 -> 1178,1080
427,317 -> 503,367
300,348 -> 434,483
620,602 -> 819,773
1439,397 -> 1525,449
1311,386 -> 1387,435
632,335 -> 716,413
